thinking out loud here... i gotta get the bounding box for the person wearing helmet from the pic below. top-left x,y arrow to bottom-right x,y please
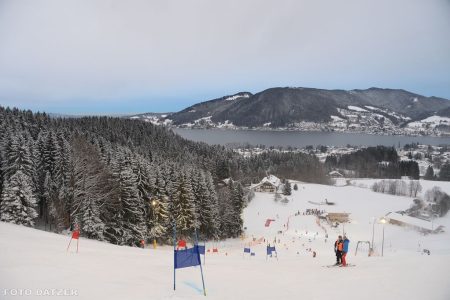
334,235 -> 343,265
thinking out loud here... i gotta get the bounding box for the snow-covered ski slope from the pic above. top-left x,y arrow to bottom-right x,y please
1,182 -> 450,300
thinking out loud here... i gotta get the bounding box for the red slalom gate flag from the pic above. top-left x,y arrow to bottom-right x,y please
177,240 -> 187,249
72,230 -> 80,240
265,219 -> 275,227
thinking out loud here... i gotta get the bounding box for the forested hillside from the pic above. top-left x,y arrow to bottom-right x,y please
0,107 -> 328,246
325,146 -> 420,179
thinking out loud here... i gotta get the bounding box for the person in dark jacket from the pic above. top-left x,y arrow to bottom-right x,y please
334,235 -> 343,265
341,235 -> 350,266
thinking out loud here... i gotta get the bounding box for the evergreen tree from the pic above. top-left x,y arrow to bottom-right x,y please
115,154 -> 146,246
2,134 -> 34,179
439,164 -> 450,181
81,196 -> 105,240
283,180 -> 292,195
0,170 -> 38,226
424,165 -> 435,180
172,171 -> 196,237
147,194 -> 169,242
193,171 -> 219,239
228,180 -> 244,237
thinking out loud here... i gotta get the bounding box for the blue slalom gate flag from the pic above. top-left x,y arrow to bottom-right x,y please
197,245 -> 206,255
174,246 -> 201,269
244,247 -> 251,253
267,246 -> 276,255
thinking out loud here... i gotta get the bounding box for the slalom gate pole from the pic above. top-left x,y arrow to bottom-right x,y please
173,221 -> 176,291
76,238 -> 79,253
195,228 -> 207,296
203,241 -> 206,265
66,238 -> 73,252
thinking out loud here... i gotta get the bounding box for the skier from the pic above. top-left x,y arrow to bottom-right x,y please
334,235 -> 343,265
341,235 -> 350,267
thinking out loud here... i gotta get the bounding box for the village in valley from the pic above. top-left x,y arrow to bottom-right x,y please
134,104 -> 450,137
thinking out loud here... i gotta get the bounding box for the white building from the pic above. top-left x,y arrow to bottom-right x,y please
385,212 -> 443,234
250,175 -> 281,193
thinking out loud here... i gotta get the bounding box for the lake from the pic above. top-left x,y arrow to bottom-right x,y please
173,128 -> 450,148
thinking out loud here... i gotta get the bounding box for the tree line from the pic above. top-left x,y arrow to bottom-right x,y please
325,146 -> 420,179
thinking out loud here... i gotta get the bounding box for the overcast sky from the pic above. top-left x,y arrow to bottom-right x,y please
0,0 -> 449,114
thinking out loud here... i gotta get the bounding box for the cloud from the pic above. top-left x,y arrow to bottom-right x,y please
0,0 -> 449,113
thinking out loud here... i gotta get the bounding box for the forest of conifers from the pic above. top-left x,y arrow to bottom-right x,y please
0,106 -> 328,246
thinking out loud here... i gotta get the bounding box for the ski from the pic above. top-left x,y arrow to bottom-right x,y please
323,264 -> 356,268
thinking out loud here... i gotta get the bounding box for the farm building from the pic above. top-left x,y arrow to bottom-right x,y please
250,175 -> 281,193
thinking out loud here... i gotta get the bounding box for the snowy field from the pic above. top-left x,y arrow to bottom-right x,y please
1,182 -> 450,300
347,178 -> 450,197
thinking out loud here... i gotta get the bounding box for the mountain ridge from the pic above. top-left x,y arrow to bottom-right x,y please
131,87 -> 450,135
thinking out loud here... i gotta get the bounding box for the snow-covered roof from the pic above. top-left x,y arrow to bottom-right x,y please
386,212 -> 435,231
329,171 -> 343,177
222,178 -> 232,185
261,175 -> 281,187
250,175 -> 281,190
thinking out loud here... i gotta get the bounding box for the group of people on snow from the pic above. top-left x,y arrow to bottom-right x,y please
334,235 -> 350,266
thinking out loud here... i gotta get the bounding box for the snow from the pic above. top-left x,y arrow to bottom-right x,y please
330,115 -> 344,121
224,94 -> 250,101
349,178 -> 450,197
347,106 -> 368,112
364,106 -> 377,110
407,116 -> 450,129
2,182 -> 450,299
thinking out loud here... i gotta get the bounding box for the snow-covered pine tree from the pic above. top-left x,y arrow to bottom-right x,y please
32,132 -> 48,220
2,134 -> 34,179
43,131 -> 60,176
145,165 -> 169,241
229,180 -> 245,237
54,132 -> 73,229
424,166 -> 434,180
172,170 -> 196,237
217,186 -> 234,239
113,150 -> 146,246
283,180 -> 292,195
205,171 -> 220,238
132,155 -> 152,207
147,194 -> 169,242
0,170 -> 38,226
81,196 -> 105,240
193,170 -> 219,240
71,137 -> 116,240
